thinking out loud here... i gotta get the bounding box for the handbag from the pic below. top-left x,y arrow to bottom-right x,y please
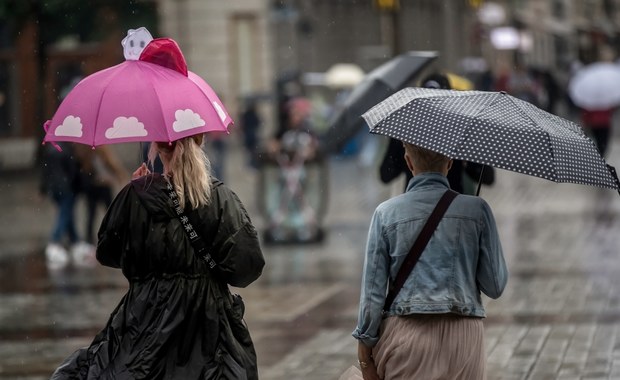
383,189 -> 458,312
165,181 -> 258,380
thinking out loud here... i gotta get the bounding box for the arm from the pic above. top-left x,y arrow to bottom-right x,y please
476,200 -> 508,299
96,185 -> 133,268
358,341 -> 381,380
211,188 -> 265,288
98,145 -> 129,184
352,209 -> 390,347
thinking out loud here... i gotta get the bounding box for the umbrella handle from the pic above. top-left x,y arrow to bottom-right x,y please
476,165 -> 486,197
606,164 -> 620,197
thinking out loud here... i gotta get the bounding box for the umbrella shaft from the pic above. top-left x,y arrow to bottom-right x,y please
476,165 -> 486,197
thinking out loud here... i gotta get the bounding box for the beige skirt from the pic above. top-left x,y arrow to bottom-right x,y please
372,314 -> 486,380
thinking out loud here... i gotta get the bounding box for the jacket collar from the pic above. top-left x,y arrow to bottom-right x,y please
406,172 -> 450,192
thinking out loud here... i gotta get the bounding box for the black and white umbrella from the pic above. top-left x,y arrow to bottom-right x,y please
363,88 -> 620,194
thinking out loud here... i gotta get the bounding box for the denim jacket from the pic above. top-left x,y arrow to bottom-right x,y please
352,173 -> 508,347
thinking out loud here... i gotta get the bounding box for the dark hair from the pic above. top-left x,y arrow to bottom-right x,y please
421,73 -> 451,90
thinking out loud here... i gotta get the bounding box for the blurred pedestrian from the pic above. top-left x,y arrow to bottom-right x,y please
50,134 -> 265,379
264,96 -> 321,242
506,61 -> 538,105
74,144 -> 128,246
353,144 -> 508,379
205,133 -> 228,181
531,67 -> 560,114
240,99 -> 262,169
39,142 -> 81,268
268,96 -> 317,154
581,107 -> 614,157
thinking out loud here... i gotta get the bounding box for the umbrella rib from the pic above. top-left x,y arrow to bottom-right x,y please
451,92 -> 495,159
137,62 -> 170,142
502,94 -> 557,180
188,73 -> 231,131
91,63 -> 129,147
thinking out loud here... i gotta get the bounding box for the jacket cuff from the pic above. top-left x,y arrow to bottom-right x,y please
351,329 -> 379,347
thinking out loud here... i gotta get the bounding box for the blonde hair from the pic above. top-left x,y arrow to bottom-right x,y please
149,135 -> 212,209
403,143 -> 451,173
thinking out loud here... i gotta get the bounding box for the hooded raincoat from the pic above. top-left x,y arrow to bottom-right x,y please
50,174 -> 265,380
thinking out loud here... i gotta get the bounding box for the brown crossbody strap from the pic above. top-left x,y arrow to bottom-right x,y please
383,189 -> 458,312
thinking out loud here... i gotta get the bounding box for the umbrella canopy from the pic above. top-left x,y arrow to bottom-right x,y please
568,62 -> 620,110
318,51 -> 438,155
363,88 -> 620,193
43,31 -> 231,148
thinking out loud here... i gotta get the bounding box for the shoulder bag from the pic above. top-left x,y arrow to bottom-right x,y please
383,189 -> 458,312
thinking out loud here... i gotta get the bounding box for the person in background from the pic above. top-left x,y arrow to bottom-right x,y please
39,142 -> 82,268
581,107 -> 614,157
50,134 -> 265,379
353,143 -> 508,379
240,99 -> 262,169
74,144 -> 129,247
268,96 -> 317,155
205,133 -> 228,181
506,61 -> 538,105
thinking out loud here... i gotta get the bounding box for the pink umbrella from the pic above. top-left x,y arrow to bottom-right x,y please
43,32 -> 232,148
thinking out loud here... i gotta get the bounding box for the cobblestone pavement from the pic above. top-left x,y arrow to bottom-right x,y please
1,135 -> 620,380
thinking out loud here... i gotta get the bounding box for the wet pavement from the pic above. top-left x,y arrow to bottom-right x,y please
1,135 -> 620,380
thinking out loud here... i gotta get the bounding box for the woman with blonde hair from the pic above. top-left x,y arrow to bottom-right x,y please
50,134 -> 265,379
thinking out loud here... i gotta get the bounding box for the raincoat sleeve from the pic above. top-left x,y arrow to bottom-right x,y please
476,199 -> 508,299
352,209 -> 390,347
96,184 -> 133,268
209,187 -> 265,288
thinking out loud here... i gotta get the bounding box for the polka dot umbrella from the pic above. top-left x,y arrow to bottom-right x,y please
363,87 -> 620,195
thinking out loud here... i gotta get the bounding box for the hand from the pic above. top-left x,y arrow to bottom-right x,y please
360,361 -> 381,380
132,163 -> 151,179
358,342 -> 381,380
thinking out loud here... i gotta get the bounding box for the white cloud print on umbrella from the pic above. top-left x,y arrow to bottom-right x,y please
54,116 -> 84,137
105,117 -> 148,139
173,109 -> 205,132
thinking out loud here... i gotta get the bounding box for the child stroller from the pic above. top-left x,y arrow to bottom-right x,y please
257,129 -> 328,244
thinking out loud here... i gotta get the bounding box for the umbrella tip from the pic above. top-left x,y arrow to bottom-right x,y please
606,164 -> 620,196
